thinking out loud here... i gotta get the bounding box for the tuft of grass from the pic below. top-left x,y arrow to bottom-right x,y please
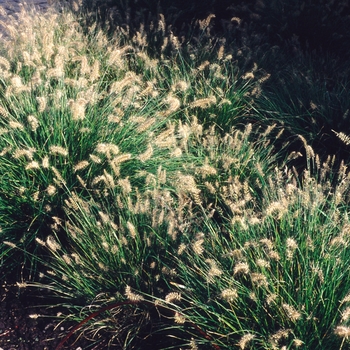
0,5 -> 256,277
170,153 -> 350,349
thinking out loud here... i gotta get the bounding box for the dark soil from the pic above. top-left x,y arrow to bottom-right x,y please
0,281 -> 96,350
0,280 -> 211,349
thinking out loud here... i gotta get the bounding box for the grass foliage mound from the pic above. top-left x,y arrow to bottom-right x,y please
0,2 -> 350,349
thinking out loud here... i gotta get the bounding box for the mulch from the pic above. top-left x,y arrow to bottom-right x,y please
0,281 -> 95,350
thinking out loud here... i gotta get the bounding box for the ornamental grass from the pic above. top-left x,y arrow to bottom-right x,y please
0,2 -> 350,349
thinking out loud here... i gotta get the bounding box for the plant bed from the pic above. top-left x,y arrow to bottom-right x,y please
1,2 -> 350,349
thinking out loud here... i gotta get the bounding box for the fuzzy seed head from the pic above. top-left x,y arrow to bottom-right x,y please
74,160 -> 89,172
206,258 -> 223,281
251,273 -> 268,288
197,60 -> 210,71
125,285 -> 144,301
282,303 -> 301,322
51,166 -> 66,186
341,307 -> 350,322
62,254 -> 72,265
13,148 -> 36,160
16,282 -> 27,289
11,76 -> 23,88
165,292 -> 181,303
28,314 -> 40,319
9,121 -> 24,130
112,153 -> 132,166
90,60 -> 100,81
127,221 -> 137,239
164,95 -> 181,114
3,241 -> 16,248
268,250 -> 281,261
118,177 -> 132,194
42,156 -> 49,168
25,161 -> 40,170
0,56 -> 10,71
266,201 -> 287,219
192,238 -> 204,255
89,154 -> 102,164
335,326 -> 350,338
270,329 -> 291,345
46,235 -> 61,252
231,17 -> 241,25
69,98 -> 87,121
136,118 -> 156,133
341,293 -> 350,305
242,72 -> 254,80
293,339 -> 304,347
221,288 -> 238,302
36,97 -> 47,113
256,259 -> 270,268
171,80 -> 189,92
98,211 -> 111,225
50,146 -> 68,157
102,169 -> 115,188
0,146 -> 11,156
0,106 -> 9,118
177,243 -> 187,255
286,238 -> 298,260
174,312 -> 186,324
27,115 -> 39,131
190,96 -> 216,109
35,238 -> 46,246
217,45 -> 225,60
238,333 -> 255,349
138,144 -> 153,162
332,130 -> 350,146
234,262 -> 250,275
266,293 -> 278,306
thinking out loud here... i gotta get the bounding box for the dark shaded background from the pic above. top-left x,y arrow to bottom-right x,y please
80,0 -> 350,58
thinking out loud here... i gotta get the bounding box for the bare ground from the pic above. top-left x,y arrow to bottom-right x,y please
0,281 -> 95,350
